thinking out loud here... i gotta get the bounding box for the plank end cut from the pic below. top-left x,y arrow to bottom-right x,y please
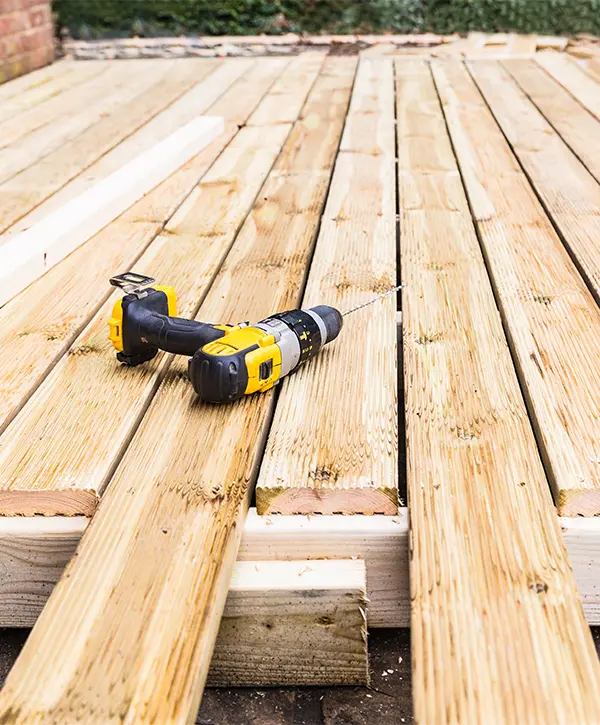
256,484 -> 398,515
0,490 -> 97,517
208,559 -> 369,687
0,115 -> 225,308
559,487 -> 600,518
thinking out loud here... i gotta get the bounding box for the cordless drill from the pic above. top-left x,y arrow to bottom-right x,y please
107,272 -> 343,404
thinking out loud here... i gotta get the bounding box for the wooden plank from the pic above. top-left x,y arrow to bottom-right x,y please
0,529 -> 367,687
0,54 -> 327,517
468,60 -> 600,515
208,559 -> 368,687
0,58 -> 222,235
588,57 -> 600,84
536,36 -> 568,52
2,508 -> 600,629
507,33 -> 537,55
0,62 -> 110,146
0,60 -> 287,438
0,60 -> 106,116
256,57 -> 398,515
0,60 -> 175,186
536,51 -> 600,119
0,116 -> 225,307
505,59 -> 600,181
397,58 -> 600,725
0,56 -> 356,724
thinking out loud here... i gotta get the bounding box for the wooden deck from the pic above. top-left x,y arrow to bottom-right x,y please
0,51 -> 600,723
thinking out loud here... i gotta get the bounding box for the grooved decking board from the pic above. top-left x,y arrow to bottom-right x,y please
468,60 -> 600,515
256,57 -> 398,515
0,56 -> 356,724
0,62 -> 111,149
0,53 -> 325,518
2,60 -> 250,237
504,59 -> 600,182
0,60 -> 177,187
0,58 -> 222,235
397,59 -> 600,725
0,116 -> 225,308
0,61 -> 107,122
0,58 -> 287,437
536,51 -> 600,119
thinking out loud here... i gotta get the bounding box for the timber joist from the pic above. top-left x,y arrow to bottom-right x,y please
1,48 -> 600,723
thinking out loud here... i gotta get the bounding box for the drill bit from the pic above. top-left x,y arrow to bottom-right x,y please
342,284 -> 403,317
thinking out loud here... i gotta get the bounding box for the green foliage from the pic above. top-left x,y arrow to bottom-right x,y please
53,0 -> 600,38
423,0 -> 600,35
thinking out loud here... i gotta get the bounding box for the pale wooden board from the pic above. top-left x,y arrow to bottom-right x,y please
397,58 -> 600,725
505,59 -> 600,182
468,60 -> 600,515
2,508 -> 600,630
0,116 -> 225,307
0,56 -> 357,724
208,559 -> 368,687
0,526 -> 367,687
0,60 -> 174,187
0,62 -> 111,148
588,57 -> 600,83
0,58 -> 221,235
0,60 -> 107,118
536,51 -> 600,119
257,58 -> 398,515
0,54 -> 326,517
508,32 -> 537,55
0,59 -> 288,439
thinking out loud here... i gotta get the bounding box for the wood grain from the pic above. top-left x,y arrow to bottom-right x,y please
208,559 -> 368,687
0,56 -> 356,724
256,57 -> 398,515
0,54 -> 326,517
504,58 -> 600,182
0,62 -> 110,149
0,60 -> 174,187
0,59 -> 287,438
398,58 -> 600,725
2,507 -> 600,630
0,509 -> 399,630
0,524 -> 368,688
2,60 -> 252,236
536,51 -> 600,119
0,116 -> 224,307
0,58 -> 221,235
468,59 -> 600,515
0,61 -> 107,122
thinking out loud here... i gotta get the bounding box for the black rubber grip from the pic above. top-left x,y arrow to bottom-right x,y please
120,289 -> 225,363
140,313 -> 225,356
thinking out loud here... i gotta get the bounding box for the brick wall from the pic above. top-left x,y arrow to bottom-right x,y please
0,0 -> 54,84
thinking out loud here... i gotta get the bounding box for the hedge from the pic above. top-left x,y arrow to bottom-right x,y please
54,0 -> 600,39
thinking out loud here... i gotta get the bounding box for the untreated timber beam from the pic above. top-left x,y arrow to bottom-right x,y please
0,536 -> 367,687
208,559 -> 368,687
0,55 -> 357,724
0,510 -> 599,629
0,116 -> 224,307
